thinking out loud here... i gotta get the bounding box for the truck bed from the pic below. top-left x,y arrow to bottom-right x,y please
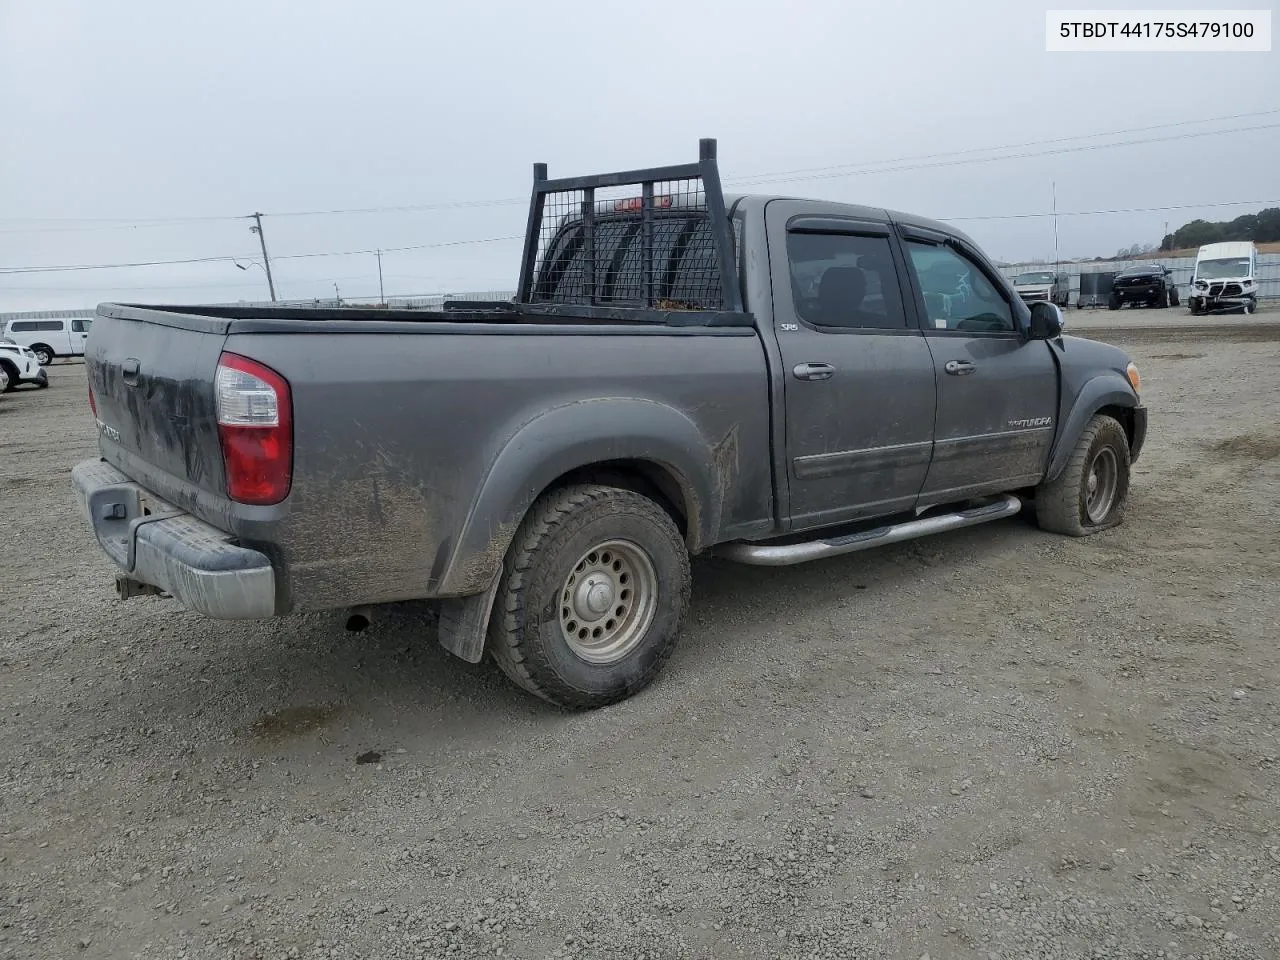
85,303 -> 775,616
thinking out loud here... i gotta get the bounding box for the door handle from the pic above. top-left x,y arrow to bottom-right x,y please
792,362 -> 835,381
944,360 -> 976,376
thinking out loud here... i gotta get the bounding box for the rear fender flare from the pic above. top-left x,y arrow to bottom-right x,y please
435,398 -> 721,596
1045,375 -> 1138,483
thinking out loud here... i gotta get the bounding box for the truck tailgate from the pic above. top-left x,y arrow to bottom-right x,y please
86,306 -> 233,514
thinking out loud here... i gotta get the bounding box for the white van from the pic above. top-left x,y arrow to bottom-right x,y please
0,316 -> 93,365
1188,241 -> 1259,315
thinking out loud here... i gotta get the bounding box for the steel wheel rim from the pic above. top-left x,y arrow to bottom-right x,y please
1085,447 -> 1119,524
558,539 -> 658,665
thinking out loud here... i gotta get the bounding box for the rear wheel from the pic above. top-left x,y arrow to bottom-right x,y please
30,344 -> 53,366
1108,294 -> 1120,311
1168,286 -> 1179,307
488,483 -> 691,710
1034,414 -> 1131,537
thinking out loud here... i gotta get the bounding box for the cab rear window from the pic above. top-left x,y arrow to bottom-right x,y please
532,213 -> 725,309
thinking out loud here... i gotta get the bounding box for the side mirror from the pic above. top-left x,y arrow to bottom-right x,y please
1028,301 -> 1064,340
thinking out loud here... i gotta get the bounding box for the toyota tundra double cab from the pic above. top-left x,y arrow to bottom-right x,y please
73,139 -> 1148,709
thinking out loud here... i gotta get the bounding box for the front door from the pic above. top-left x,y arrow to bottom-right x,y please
767,201 -> 937,531
899,235 -> 1058,505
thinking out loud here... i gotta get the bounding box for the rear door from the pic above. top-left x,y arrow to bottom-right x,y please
70,317 -> 92,356
87,307 -> 231,505
898,230 -> 1058,505
766,200 -> 937,531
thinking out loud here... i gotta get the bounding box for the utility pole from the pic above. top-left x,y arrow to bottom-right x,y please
250,212 -> 278,302
1052,181 -> 1059,274
376,249 -> 385,305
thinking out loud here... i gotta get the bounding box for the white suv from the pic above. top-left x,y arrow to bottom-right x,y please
0,338 -> 49,391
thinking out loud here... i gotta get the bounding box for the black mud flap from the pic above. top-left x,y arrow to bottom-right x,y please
436,573 -> 503,664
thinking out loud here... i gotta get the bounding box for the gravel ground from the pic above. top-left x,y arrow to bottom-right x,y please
2,322 -> 1278,960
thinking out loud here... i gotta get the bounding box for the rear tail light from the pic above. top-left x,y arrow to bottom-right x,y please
214,352 -> 292,505
88,384 -> 97,417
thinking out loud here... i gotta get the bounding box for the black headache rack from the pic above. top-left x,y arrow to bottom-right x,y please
509,137 -> 748,326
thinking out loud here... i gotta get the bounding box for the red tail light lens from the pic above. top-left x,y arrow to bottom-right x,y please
88,384 -> 97,417
214,352 -> 292,505
612,195 -> 674,213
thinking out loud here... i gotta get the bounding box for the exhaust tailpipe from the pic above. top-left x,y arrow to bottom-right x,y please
345,606 -> 374,632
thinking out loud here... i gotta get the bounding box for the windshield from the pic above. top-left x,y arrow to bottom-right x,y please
1014,272 -> 1054,285
1196,257 -> 1251,280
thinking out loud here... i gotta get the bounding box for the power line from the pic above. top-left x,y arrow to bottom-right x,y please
207,108 -> 1280,218
3,117 -> 1277,278
0,235 -> 523,276
0,254 -> 245,275
0,271 -> 383,293
727,123 -> 1280,186
275,235 -> 523,261
725,108 -> 1280,183
0,217 -> 253,237
3,108 -> 1275,231
940,198 -> 1280,223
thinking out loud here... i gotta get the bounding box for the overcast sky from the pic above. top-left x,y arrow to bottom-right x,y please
1,0 -> 1276,311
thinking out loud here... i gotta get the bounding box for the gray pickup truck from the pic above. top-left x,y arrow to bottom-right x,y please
74,139 -> 1147,709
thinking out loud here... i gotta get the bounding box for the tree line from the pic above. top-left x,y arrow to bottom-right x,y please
1160,207 -> 1280,251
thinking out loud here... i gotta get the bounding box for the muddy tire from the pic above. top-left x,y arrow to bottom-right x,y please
488,483 -> 691,710
1034,414 -> 1131,537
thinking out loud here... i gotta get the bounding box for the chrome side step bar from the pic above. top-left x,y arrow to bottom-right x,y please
716,494 -> 1023,567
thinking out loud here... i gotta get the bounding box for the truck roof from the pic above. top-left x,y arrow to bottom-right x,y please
1196,241 -> 1255,260
724,193 -> 979,249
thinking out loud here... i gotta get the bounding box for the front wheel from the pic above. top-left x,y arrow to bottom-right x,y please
1168,287 -> 1179,307
0,363 -> 17,393
1107,294 -> 1120,311
1034,414 -> 1131,536
1243,299 -> 1255,315
488,483 -> 691,709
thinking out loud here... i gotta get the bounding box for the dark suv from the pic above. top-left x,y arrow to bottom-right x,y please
1109,264 -> 1178,310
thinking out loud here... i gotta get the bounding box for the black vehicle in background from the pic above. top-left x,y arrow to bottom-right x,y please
1109,264 -> 1179,310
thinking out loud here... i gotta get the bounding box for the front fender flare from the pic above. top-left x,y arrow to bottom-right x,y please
434,397 -> 724,597
1045,374 -> 1138,483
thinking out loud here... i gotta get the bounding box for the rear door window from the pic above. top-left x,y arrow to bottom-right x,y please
785,231 -> 908,330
